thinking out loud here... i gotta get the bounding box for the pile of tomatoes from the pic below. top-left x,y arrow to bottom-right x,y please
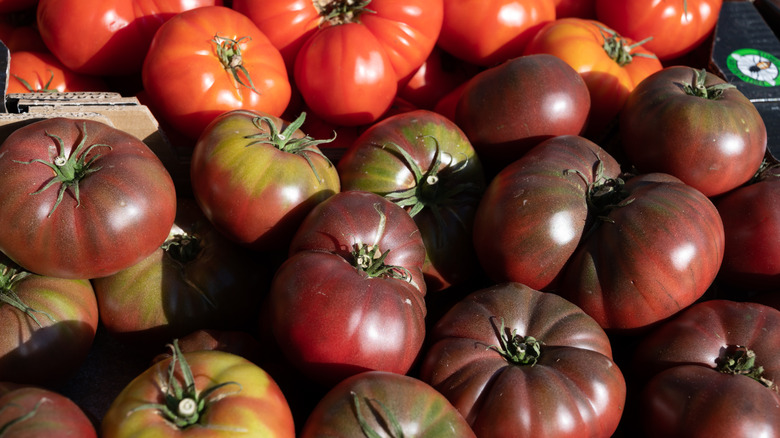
1,0 -> 779,437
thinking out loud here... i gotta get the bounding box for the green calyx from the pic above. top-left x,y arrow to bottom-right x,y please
564,159 -> 634,224
597,24 -> 656,67
488,317 -> 542,366
14,121 -> 111,218
350,204 -> 413,282
212,34 -> 260,95
314,0 -> 376,25
0,398 -> 46,435
0,264 -> 55,328
129,340 -> 242,429
682,68 -> 737,99
351,392 -> 405,438
716,345 -> 777,391
13,70 -> 58,93
244,112 -> 335,183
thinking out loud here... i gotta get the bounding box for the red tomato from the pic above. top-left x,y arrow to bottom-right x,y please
337,109 -> 486,291
455,54 -> 591,176
36,0 -> 222,76
0,384 -> 97,437
300,371 -> 476,437
190,110 -> 340,252
269,191 -> 428,387
0,260 -> 98,386
7,50 -> 108,93
0,10 -> 47,52
437,0 -> 557,67
472,135 -> 725,331
398,46 -> 482,110
619,66 -> 767,197
631,300 -> 780,436
714,159 -> 780,291
524,18 -> 663,139
595,0 -> 723,61
420,282 -> 626,437
142,6 -> 291,141
0,118 -> 177,279
554,0 -> 596,18
101,342 -> 295,437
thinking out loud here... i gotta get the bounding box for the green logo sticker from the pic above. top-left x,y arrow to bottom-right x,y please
727,48 -> 780,87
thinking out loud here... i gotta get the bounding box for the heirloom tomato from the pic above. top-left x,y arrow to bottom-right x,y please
0,383 -> 97,437
455,54 -> 591,176
420,282 -> 626,437
101,341 -> 295,438
269,191 -> 427,387
190,110 -> 339,252
92,199 -> 270,350
0,118 -> 177,279
437,0 -> 556,67
142,5 -> 290,141
524,18 -> 662,138
620,66 -> 767,197
36,0 -> 221,76
595,0 -> 722,61
631,300 -> 780,437
472,135 -> 725,331
337,109 -> 486,291
300,371 -> 475,437
714,159 -> 780,291
0,260 -> 98,386
7,50 -> 108,93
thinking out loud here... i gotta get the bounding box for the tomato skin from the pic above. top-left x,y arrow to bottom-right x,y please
0,265 -> 98,386
190,110 -> 339,252
420,282 -> 626,437
553,0 -> 596,18
619,66 -> 767,197
398,46 -> 481,111
36,0 -> 222,76
7,50 -> 109,93
300,371 -> 476,437
337,109 -> 486,291
595,0 -> 722,61
631,300 -> 780,437
100,349 -> 295,438
0,384 -> 98,437
0,118 -> 177,280
455,54 -> 591,175
714,164 -> 780,291
438,0 -> 557,66
92,199 -> 271,350
473,135 -> 725,331
524,18 -> 662,138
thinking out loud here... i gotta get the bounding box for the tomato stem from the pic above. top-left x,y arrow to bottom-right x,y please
212,34 -> 261,95
564,159 -> 633,224
487,317 -> 542,366
13,69 -> 58,93
597,24 -> 656,66
682,69 -> 736,99
314,0 -> 376,25
0,264 -> 55,328
351,392 -> 406,438
715,345 -> 777,391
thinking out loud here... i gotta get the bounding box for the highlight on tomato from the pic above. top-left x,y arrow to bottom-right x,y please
7,50 -> 109,93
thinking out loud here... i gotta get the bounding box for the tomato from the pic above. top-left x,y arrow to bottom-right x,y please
714,159 -> 780,291
524,18 -> 663,139
101,341 -> 295,437
595,0 -> 722,61
190,110 -> 340,252
554,0 -> 596,18
0,383 -> 97,437
437,0 -> 557,67
0,118 -> 177,279
142,5 -> 291,141
300,371 -> 475,437
419,282 -> 626,437
7,50 -> 108,93
472,135 -> 725,331
619,66 -> 767,198
337,109 -> 486,291
269,191 -> 427,387
630,300 -> 780,436
398,46 -> 482,111
0,9 -> 47,52
151,329 -> 265,366
92,198 -> 271,350
455,54 -> 591,176
0,260 -> 98,386
36,0 -> 222,76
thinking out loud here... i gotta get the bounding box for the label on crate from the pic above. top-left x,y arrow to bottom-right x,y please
726,48 -> 780,87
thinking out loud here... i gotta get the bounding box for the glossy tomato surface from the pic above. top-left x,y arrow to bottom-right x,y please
0,118 -> 177,279
420,282 -> 626,437
300,371 -> 475,437
620,66 -> 767,197
337,109 -> 486,291
473,135 -> 725,331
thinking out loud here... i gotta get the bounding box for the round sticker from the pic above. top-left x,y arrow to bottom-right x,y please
727,48 -> 780,87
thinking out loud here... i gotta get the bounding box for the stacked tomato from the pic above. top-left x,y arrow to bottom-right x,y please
1,0 -> 779,437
